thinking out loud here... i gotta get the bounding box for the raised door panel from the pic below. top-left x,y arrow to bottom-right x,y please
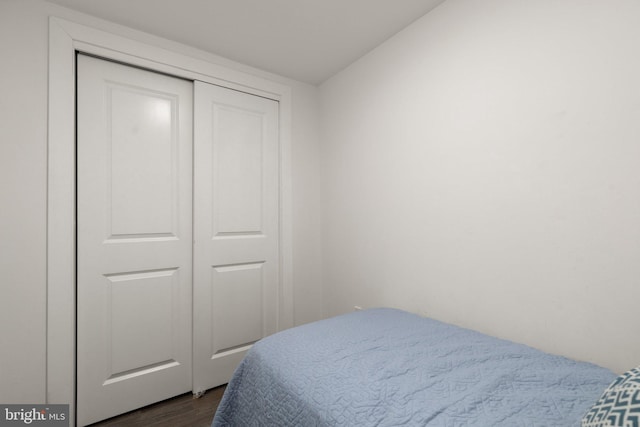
108,87 -> 178,238
211,263 -> 265,355
106,268 -> 179,378
213,104 -> 265,235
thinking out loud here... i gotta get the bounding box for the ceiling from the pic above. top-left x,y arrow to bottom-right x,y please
46,0 -> 445,84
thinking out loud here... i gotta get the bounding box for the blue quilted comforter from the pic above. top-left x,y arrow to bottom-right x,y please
212,308 -> 614,426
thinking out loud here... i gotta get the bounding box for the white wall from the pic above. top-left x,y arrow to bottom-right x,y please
0,0 -> 49,404
291,84 -> 325,326
320,0 -> 640,374
0,0 -> 323,403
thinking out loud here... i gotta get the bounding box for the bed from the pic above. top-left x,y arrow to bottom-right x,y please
212,308 -> 619,426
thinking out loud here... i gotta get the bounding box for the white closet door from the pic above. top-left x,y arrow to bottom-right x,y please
193,81 -> 280,393
76,55 -> 193,426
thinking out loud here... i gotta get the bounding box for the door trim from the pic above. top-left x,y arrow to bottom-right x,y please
47,17 -> 294,425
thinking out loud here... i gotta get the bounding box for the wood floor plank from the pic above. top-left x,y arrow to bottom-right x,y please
89,385 -> 226,427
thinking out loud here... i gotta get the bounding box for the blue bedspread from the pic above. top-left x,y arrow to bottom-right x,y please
212,308 -> 614,426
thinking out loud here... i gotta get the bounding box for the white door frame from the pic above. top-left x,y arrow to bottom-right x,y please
47,17 -> 294,425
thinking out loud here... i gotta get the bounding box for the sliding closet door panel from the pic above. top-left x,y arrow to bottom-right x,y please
76,55 -> 193,426
193,81 -> 279,393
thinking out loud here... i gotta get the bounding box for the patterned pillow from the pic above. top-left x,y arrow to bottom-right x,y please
582,366 -> 640,427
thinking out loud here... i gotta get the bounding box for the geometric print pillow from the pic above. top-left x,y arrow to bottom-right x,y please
582,366 -> 640,427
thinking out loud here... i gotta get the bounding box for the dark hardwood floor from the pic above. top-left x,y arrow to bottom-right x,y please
89,385 -> 226,427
